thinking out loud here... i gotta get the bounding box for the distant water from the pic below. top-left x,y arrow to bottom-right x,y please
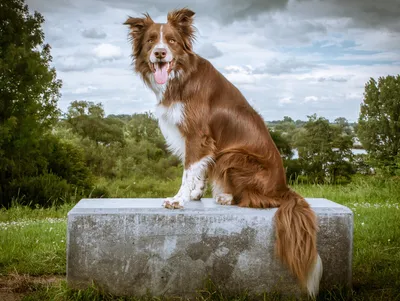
292,149 -> 367,159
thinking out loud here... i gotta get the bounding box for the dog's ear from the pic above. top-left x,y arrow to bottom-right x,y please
124,14 -> 154,39
167,8 -> 195,28
167,8 -> 196,50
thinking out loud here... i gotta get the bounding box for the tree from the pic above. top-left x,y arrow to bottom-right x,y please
334,117 -> 353,136
293,114 -> 354,183
283,116 -> 294,123
66,101 -> 125,145
269,129 -> 307,183
126,112 -> 166,150
274,117 -> 296,136
357,75 -> 400,175
269,130 -> 293,160
0,0 -> 62,205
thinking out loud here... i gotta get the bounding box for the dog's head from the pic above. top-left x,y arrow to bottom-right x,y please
124,8 -> 196,85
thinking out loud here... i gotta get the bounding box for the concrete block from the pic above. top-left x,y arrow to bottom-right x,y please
67,198 -> 353,297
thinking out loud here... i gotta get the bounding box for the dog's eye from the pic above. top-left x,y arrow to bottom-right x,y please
169,39 -> 176,44
147,39 -> 153,43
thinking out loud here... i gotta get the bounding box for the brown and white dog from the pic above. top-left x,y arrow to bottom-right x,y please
124,8 -> 323,297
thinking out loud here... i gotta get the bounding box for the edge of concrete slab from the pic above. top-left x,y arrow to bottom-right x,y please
67,198 -> 353,216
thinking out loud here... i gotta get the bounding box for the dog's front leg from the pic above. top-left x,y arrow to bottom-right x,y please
162,170 -> 188,209
163,135 -> 214,209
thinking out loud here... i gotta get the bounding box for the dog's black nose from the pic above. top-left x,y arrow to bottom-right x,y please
154,48 -> 167,59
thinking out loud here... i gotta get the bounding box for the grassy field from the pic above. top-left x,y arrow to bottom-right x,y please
0,175 -> 399,300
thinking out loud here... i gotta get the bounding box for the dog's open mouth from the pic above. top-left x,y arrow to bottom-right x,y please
151,61 -> 173,85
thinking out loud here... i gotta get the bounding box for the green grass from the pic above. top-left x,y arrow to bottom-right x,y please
0,202 -> 74,223
292,175 -> 400,206
95,176 -> 183,198
1,175 -> 399,300
0,218 -> 66,275
21,280 -> 295,301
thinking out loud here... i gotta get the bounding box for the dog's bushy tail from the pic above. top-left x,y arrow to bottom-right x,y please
274,189 -> 323,297
214,148 -> 322,296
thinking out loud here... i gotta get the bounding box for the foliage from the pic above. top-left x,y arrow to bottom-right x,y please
41,135 -> 93,191
89,185 -> 110,198
66,101 -> 125,145
61,103 -> 182,181
284,159 -> 303,183
269,130 -> 293,160
61,104 -> 363,188
4,134 -> 92,207
274,116 -> 295,133
269,130 -> 304,183
357,75 -> 400,175
126,112 -> 165,146
9,173 -> 71,207
0,0 -> 64,206
351,154 -> 373,175
0,0 -> 96,207
292,114 -> 354,183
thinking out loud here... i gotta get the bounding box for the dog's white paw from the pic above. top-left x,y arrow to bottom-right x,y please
162,196 -> 187,209
190,176 -> 206,200
215,193 -> 233,205
190,181 -> 205,200
190,188 -> 203,200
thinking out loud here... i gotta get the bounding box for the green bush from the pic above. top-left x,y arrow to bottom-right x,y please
352,154 -> 373,175
284,159 -> 303,183
89,185 -> 110,198
41,135 -> 93,192
1,134 -> 94,207
9,173 -> 71,207
328,160 -> 355,184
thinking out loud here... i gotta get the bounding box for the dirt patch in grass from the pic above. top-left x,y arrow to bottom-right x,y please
0,274 -> 64,301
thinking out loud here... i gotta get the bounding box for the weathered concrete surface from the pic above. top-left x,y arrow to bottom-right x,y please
67,198 -> 353,297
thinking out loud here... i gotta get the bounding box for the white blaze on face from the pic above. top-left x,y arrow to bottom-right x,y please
150,25 -> 173,85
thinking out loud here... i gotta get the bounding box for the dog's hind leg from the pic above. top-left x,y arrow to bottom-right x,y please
211,180 -> 233,205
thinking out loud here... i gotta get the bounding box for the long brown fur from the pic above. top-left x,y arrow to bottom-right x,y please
125,8 -> 320,293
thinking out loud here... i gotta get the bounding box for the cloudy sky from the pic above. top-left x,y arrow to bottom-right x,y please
26,0 -> 400,122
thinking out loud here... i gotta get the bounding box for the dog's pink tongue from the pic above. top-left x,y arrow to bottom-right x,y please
154,63 -> 168,84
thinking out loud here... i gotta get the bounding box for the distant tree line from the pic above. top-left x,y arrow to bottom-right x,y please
270,114 -> 359,184
1,0 -> 399,207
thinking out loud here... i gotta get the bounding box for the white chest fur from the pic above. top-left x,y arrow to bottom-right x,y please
155,102 -> 186,161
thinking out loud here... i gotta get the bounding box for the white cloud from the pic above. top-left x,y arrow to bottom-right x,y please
317,76 -> 350,83
57,56 -> 93,72
93,44 -> 123,60
279,97 -> 293,104
224,65 -> 253,74
72,86 -> 98,94
82,28 -> 107,39
196,43 -> 223,59
224,73 -> 258,86
252,58 -> 317,75
336,52 -> 400,62
304,96 -> 319,103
